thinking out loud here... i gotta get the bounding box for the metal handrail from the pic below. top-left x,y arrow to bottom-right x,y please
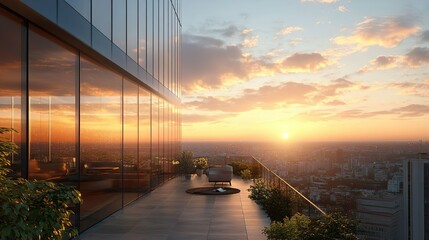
251,156 -> 327,216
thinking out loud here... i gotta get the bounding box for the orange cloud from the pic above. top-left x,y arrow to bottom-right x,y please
186,79 -> 361,114
359,55 -> 401,73
293,104 -> 429,121
279,53 -> 328,73
242,35 -> 259,48
405,47 -> 429,66
182,34 -> 251,91
334,16 -> 420,48
182,34 -> 329,92
388,80 -> 429,97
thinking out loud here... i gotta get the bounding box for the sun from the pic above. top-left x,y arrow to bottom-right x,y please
281,132 -> 289,139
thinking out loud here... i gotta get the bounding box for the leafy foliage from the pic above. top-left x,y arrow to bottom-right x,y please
262,213 -> 311,240
0,127 -> 82,240
175,150 -> 195,174
262,212 -> 358,240
250,176 -> 358,239
248,178 -> 271,206
263,187 -> 293,222
193,157 -> 208,170
229,161 -> 249,176
305,211 -> 358,240
240,169 -> 252,180
229,160 -> 260,179
248,179 -> 293,221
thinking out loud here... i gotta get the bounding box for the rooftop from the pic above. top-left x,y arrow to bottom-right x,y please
78,175 -> 270,240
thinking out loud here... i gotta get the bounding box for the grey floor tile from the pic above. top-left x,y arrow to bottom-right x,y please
79,176 -> 270,240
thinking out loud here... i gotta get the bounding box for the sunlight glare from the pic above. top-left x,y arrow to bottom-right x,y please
282,132 -> 289,140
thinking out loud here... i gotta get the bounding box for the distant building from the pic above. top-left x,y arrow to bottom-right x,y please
387,179 -> 400,193
356,192 -> 402,240
403,157 -> 429,240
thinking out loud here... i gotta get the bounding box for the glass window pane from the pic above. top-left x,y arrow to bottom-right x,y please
28,25 -> 77,181
159,99 -> 164,184
123,79 -> 139,205
0,8 -> 23,177
154,0 -> 159,80
65,0 -> 90,21
163,0 -> 169,88
147,0 -> 154,76
139,88 -> 151,195
92,0 -> 111,39
112,0 -> 126,52
151,94 -> 158,188
127,0 -> 138,62
138,0 -> 147,69
80,56 -> 122,231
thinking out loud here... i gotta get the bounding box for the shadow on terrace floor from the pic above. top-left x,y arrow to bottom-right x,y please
78,175 -> 270,240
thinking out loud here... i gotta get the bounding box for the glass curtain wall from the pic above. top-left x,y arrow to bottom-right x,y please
159,98 -> 164,183
123,79 -> 139,205
138,88 -> 151,195
151,94 -> 159,188
0,8 -> 24,177
147,0 -> 154,76
127,0 -> 138,62
0,0 -> 181,232
28,25 -> 78,181
112,0 -> 126,52
80,56 -> 123,231
92,0 -> 111,39
138,0 -> 147,69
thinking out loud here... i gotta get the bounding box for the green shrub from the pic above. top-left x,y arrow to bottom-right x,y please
228,161 -> 250,176
248,178 -> 271,206
305,211 -> 358,240
250,163 -> 261,178
262,212 -> 358,240
263,187 -> 293,222
174,150 -> 195,174
0,127 -> 82,240
240,169 -> 252,180
262,213 -> 310,240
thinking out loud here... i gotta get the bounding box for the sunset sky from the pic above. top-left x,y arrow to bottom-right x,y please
181,0 -> 429,142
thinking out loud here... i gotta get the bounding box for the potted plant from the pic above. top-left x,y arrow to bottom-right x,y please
175,150 -> 195,180
193,157 -> 208,177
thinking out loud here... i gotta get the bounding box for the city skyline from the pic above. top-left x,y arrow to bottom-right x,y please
182,0 -> 429,142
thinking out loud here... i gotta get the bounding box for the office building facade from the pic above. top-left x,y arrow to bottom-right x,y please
403,158 -> 429,240
0,0 -> 181,231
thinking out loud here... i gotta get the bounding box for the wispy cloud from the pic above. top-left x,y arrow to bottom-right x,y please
421,30 -> 429,43
301,0 -> 338,3
388,80 -> 429,97
288,38 -> 303,46
294,104 -> 429,121
338,6 -> 348,13
277,26 -> 303,37
279,53 -> 328,73
242,35 -> 259,48
186,79 -> 363,113
359,55 -> 401,73
405,47 -> 429,66
334,16 -> 420,48
182,34 -> 331,92
182,113 -> 236,124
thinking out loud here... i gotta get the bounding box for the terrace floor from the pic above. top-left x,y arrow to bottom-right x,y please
78,175 -> 270,240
